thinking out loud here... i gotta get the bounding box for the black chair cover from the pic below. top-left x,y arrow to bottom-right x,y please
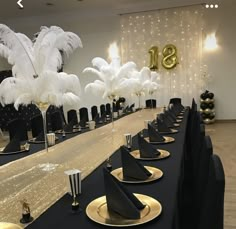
145,99 -> 156,108
7,118 -> 28,141
67,109 -> 78,125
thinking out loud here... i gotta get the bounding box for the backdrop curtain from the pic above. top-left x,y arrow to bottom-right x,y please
120,5 -> 205,107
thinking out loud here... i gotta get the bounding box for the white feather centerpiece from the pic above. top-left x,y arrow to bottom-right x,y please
128,67 -> 161,109
0,24 -> 82,109
83,42 -> 137,132
0,24 -> 82,170
83,57 -> 137,101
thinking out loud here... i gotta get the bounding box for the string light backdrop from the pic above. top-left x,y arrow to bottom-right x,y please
120,5 -> 205,106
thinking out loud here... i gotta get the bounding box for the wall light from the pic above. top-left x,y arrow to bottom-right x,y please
204,33 -> 218,50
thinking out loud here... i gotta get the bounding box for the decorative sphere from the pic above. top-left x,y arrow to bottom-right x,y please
208,103 -> 215,109
200,102 -> 207,110
208,92 -> 214,99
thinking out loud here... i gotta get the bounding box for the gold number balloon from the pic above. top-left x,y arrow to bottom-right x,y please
148,46 -> 158,71
161,44 -> 178,69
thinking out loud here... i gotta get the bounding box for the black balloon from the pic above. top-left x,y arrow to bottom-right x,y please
200,102 -> 207,110
208,92 -> 214,99
208,103 -> 214,109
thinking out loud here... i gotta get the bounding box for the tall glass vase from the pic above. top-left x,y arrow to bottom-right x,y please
36,102 -> 57,172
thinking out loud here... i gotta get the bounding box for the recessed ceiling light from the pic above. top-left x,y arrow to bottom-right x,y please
205,4 -> 209,8
210,4 -> 214,8
215,4 -> 219,8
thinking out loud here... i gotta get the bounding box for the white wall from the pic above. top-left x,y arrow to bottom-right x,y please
1,0 -> 236,119
203,0 -> 236,119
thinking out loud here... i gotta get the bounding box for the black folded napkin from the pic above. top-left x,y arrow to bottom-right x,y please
148,123 -> 165,143
138,134 -> 160,158
103,168 -> 145,219
121,146 -> 152,181
165,110 -> 176,122
63,120 -> 74,132
3,136 -> 21,153
35,131 -> 45,141
157,118 -> 171,132
158,113 -> 173,128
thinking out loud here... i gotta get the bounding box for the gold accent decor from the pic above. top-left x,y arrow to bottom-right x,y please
145,136 -> 175,144
130,149 -> 170,160
0,223 -> 23,229
86,194 -> 162,227
111,166 -> 163,183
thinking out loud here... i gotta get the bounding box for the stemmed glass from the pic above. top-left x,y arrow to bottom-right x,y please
35,102 -> 58,171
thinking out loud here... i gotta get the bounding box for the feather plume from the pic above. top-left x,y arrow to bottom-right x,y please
0,24 -> 36,78
84,56 -> 137,100
0,24 -> 82,109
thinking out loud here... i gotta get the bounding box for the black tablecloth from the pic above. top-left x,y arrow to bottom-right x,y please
26,110 -> 188,229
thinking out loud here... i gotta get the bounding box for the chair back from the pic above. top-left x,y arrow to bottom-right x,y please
31,114 -> 43,138
67,109 -> 78,125
7,118 -> 28,141
105,103 -> 111,115
198,154 -> 225,229
146,99 -> 156,108
169,97 -> 181,105
79,107 -> 89,123
100,104 -> 106,117
50,111 -> 63,131
91,106 -> 98,120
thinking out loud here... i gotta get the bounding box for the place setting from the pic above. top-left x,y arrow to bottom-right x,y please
111,146 -> 163,183
130,133 -> 170,160
86,168 -> 162,227
0,136 -> 30,155
144,123 -> 175,144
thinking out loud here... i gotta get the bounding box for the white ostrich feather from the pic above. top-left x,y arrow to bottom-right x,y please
91,57 -> 109,70
84,56 -> 137,100
0,24 -> 82,109
33,26 -> 82,74
128,67 -> 161,96
0,24 -> 36,78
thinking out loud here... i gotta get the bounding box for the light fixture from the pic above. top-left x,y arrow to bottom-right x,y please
215,4 -> 218,8
204,33 -> 218,51
210,4 -> 214,8
205,4 -> 209,8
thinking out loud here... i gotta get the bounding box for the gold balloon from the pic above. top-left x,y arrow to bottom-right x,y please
161,44 -> 178,69
148,46 -> 158,71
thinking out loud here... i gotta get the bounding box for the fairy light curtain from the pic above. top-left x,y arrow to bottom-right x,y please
120,5 -> 205,106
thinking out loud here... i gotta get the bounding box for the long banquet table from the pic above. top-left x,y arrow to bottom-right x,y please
0,108 -> 188,228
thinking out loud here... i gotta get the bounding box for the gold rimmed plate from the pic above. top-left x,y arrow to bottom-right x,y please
28,136 -> 59,144
173,123 -> 180,127
130,149 -> 170,161
111,166 -> 163,183
0,222 -> 23,229
0,143 -> 30,155
177,115 -> 184,119
159,128 -> 178,134
55,128 -> 81,134
145,136 -> 175,144
86,193 -> 162,227
176,119 -> 182,123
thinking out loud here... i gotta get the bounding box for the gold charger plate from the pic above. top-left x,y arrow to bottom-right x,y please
0,143 -> 30,155
177,115 -> 184,119
28,136 -> 59,144
130,149 -> 170,160
159,128 -> 178,134
176,119 -> 182,123
0,222 -> 23,229
86,193 -> 162,227
111,166 -> 163,183
145,136 -> 175,144
173,123 -> 180,127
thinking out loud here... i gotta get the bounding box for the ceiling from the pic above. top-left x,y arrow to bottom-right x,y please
0,0 -> 220,20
